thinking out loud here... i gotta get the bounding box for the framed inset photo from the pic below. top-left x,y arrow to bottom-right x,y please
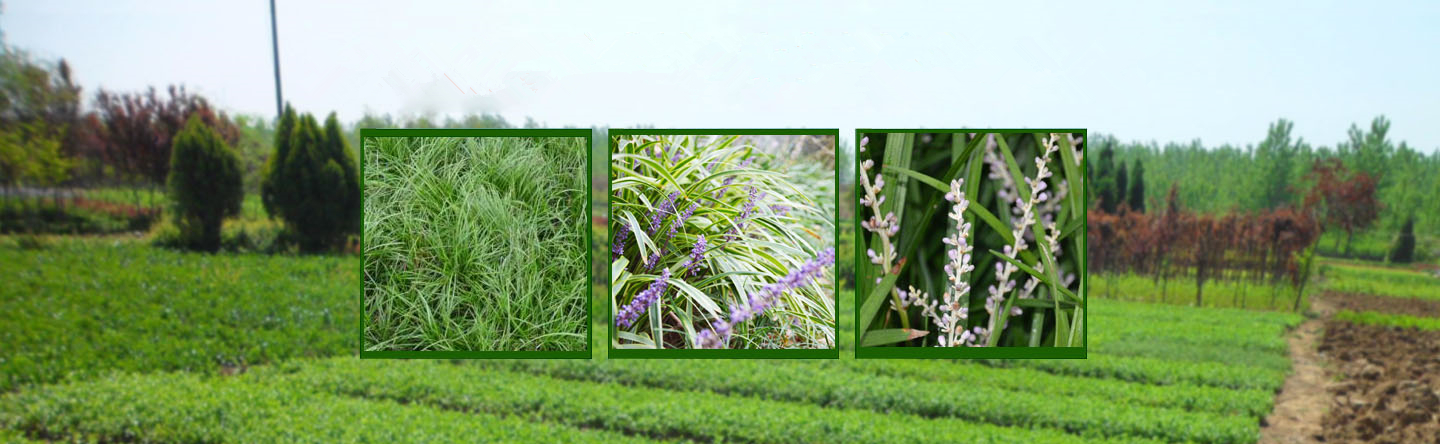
360,128 -> 592,359
608,129 -> 840,359
854,129 -> 1087,359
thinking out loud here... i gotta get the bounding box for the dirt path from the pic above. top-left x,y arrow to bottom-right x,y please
1260,295 -> 1336,444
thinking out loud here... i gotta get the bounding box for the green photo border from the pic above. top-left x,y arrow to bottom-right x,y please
608,128 -> 841,359
853,128 -> 1088,359
358,128 -> 593,359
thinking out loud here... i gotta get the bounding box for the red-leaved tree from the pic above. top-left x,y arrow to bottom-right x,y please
1304,158 -> 1381,255
93,85 -> 238,205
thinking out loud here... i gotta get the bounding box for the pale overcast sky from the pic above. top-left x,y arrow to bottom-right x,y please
3,1 -> 1438,151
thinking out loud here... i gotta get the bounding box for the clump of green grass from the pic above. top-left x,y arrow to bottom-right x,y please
364,136 -> 587,351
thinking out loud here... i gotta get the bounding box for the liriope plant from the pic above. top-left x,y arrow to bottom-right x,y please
611,135 -> 836,349
858,132 -> 1085,348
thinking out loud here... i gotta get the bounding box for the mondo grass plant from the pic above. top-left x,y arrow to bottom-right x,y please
858,132 -> 1085,348
610,134 -> 836,349
364,136 -> 588,352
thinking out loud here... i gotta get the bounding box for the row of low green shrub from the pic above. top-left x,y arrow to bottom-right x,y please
0,197 -> 157,234
270,359 -> 1172,444
1,371 -> 651,444
146,217 -> 291,254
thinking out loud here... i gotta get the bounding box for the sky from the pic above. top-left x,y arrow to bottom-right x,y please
4,0 -> 1439,152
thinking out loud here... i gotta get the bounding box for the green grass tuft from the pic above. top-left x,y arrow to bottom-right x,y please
363,136 -> 588,351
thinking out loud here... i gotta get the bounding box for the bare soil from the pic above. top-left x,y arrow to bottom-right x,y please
1328,291 -> 1440,318
1318,321 -> 1440,443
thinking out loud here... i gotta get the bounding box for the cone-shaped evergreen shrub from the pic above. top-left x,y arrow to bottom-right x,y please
1389,216 -> 1416,263
261,106 -> 361,252
167,115 -> 243,252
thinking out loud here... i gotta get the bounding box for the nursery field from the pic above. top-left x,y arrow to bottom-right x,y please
0,236 -> 356,391
1320,259 -> 1440,301
1310,259 -> 1440,442
1,250 -> 1305,444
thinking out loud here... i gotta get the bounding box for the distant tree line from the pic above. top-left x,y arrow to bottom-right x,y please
1090,117 -> 1439,261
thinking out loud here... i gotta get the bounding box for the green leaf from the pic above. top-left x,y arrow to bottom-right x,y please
1054,132 -> 1085,226
615,331 -> 657,349
882,165 -> 948,193
1054,306 -> 1071,347
987,248 -> 1079,303
610,257 -> 630,286
966,201 -> 1014,246
995,134 -> 1031,202
861,328 -> 929,347
858,271 -> 901,335
1028,312 -> 1045,347
1068,306 -> 1085,347
621,212 -> 653,261
669,275 -> 722,319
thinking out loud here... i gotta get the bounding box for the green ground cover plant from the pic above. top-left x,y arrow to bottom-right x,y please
0,371 -> 657,444
610,134 -> 836,349
0,196 -> 156,234
0,236 -> 355,391
1333,309 -> 1440,330
858,132 -> 1085,348
277,359 -> 1126,444
364,136 -> 587,351
2,241 -> 1300,443
1321,260 -> 1440,301
82,187 -> 267,220
490,357 -> 1267,425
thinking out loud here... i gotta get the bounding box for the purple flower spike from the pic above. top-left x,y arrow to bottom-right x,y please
687,235 -> 707,276
726,187 -> 762,240
617,268 -> 671,329
694,248 -> 835,348
612,221 -> 631,259
667,202 -> 699,241
712,176 -> 737,202
648,191 -> 681,236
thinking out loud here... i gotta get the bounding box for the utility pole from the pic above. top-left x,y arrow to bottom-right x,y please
269,0 -> 283,119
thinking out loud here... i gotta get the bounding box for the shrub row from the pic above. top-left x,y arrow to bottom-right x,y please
1334,309 -> 1440,331
0,372 -> 653,443
986,354 -> 1288,392
296,359 -> 1242,444
822,360 -> 1275,418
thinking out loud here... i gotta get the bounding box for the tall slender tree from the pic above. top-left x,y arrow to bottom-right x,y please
1115,162 -> 1129,212
1128,160 -> 1146,212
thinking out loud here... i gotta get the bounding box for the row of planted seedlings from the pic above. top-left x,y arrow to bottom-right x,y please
609,134 -> 837,349
857,132 -> 1087,347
